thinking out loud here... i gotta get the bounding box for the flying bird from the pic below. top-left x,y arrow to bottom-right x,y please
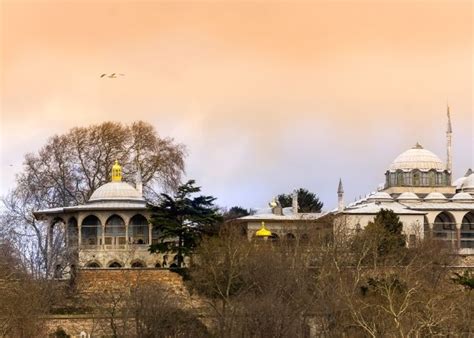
100,73 -> 125,78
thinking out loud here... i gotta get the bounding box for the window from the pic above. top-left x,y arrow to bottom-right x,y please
429,172 -> 435,186
390,173 -> 397,186
404,172 -> 412,185
413,172 -> 420,186
397,172 -> 404,186
421,172 -> 429,186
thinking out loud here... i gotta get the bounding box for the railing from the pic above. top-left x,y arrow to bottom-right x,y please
80,243 -> 151,251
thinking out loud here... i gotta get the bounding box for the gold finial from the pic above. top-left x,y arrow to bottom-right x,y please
111,160 -> 122,182
256,221 -> 272,238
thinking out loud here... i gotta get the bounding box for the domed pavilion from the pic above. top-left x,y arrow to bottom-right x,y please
34,161 -> 172,271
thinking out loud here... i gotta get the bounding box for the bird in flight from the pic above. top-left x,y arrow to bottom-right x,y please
100,73 -> 125,78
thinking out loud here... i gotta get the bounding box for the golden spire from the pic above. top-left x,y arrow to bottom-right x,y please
111,160 -> 122,182
255,221 -> 272,238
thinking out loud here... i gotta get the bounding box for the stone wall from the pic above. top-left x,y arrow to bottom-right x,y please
45,268 -> 206,337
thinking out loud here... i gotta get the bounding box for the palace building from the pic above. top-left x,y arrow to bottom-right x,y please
33,161 -> 175,271
333,108 -> 474,260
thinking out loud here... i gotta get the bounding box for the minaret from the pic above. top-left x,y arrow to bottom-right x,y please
337,179 -> 344,212
446,105 -> 453,175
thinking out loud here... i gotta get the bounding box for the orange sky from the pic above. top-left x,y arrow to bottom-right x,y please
1,0 -> 473,208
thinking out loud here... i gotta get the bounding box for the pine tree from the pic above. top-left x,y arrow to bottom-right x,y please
148,180 -> 222,267
277,188 -> 323,213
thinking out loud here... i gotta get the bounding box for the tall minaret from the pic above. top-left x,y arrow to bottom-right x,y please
337,179 -> 344,212
446,104 -> 453,175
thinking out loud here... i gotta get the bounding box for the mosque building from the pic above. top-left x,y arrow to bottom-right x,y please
333,108 -> 474,257
33,160 -> 175,271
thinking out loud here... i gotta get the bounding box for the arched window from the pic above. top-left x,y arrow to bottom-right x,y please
421,172 -> 429,186
433,212 -> 456,246
108,261 -> 122,268
397,171 -> 404,186
270,233 -> 280,245
105,215 -> 126,246
436,172 -> 443,185
86,262 -> 101,268
461,212 -> 474,249
428,171 -> 436,186
155,262 -> 162,268
355,223 -> 362,233
81,215 -> 101,246
129,214 -> 149,244
390,173 -> 397,186
131,260 -> 145,268
404,172 -> 412,186
413,172 -> 420,186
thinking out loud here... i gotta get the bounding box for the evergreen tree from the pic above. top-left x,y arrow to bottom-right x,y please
223,206 -> 250,221
363,209 -> 406,258
277,188 -> 323,213
148,180 -> 222,267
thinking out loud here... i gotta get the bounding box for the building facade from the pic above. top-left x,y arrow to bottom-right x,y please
333,108 -> 474,260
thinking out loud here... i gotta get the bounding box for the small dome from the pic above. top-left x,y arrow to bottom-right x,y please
255,222 -> 272,237
397,192 -> 420,201
424,192 -> 447,201
451,192 -> 473,202
389,143 -> 444,171
89,182 -> 143,202
460,174 -> 474,193
367,191 -> 393,202
454,176 -> 467,189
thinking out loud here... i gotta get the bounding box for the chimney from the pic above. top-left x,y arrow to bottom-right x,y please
292,190 -> 299,214
337,179 -> 344,212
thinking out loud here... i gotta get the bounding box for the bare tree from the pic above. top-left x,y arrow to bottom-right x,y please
1,121 -> 186,278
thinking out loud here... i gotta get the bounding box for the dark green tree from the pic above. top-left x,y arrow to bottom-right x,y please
277,188 -> 323,213
223,206 -> 250,221
362,209 -> 406,259
148,180 -> 222,267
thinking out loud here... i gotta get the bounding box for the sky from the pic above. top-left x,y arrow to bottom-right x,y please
1,0 -> 473,210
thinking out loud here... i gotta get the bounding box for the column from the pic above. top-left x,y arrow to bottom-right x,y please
428,223 -> 434,239
125,223 -> 129,248
148,224 -> 153,245
102,224 -> 105,249
456,223 -> 461,250
78,224 -> 82,246
65,222 -> 69,247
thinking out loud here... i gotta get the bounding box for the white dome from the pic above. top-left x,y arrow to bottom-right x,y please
397,192 -> 420,201
367,191 -> 393,202
454,176 -> 467,189
451,192 -> 473,202
424,192 -> 447,201
389,143 -> 444,171
460,174 -> 474,192
89,182 -> 144,202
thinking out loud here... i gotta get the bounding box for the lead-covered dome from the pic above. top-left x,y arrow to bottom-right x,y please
397,192 -> 420,201
460,173 -> 474,193
389,143 -> 444,171
424,192 -> 447,202
89,182 -> 144,202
